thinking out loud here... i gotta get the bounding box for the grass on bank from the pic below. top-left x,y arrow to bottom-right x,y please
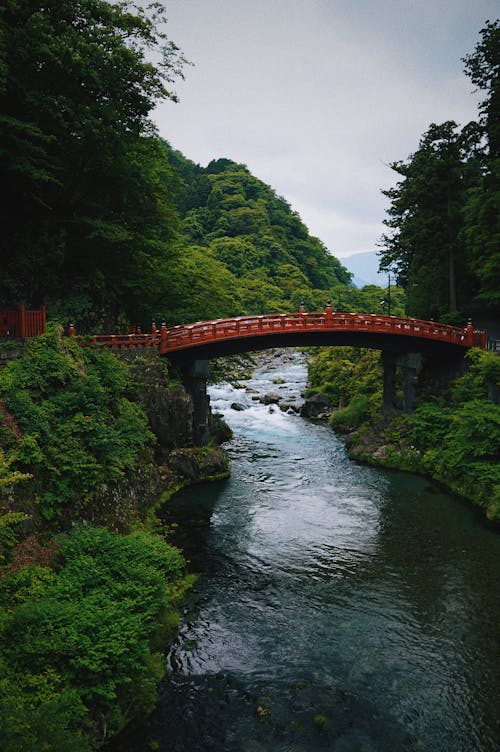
307,346 -> 500,521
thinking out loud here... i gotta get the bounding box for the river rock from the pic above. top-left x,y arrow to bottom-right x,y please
261,392 -> 281,404
372,445 -> 388,460
231,402 -> 247,411
300,393 -> 333,419
279,402 -> 301,413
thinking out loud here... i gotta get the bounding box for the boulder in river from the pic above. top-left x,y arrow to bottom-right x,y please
261,392 -> 281,405
230,402 -> 247,411
279,402 -> 301,413
300,393 -> 333,420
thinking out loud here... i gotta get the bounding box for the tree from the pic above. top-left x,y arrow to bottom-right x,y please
462,20 -> 500,311
0,1 -> 187,327
379,121 -> 482,321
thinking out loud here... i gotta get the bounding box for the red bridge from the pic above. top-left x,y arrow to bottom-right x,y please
85,307 -> 486,364
79,306 -> 488,440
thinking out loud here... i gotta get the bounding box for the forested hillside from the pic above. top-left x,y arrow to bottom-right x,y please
163,148 -> 352,322
0,0 -> 404,333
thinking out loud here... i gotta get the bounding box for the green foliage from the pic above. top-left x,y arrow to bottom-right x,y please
330,393 -> 375,433
307,346 -> 382,432
159,245 -> 243,324
308,347 -> 382,408
0,448 -> 32,490
164,153 -> 354,318
0,1 -> 187,327
378,24 -> 500,316
379,121 -> 482,320
0,511 -> 29,566
0,326 -> 154,524
461,22 -> 500,311
451,348 -> 500,402
0,524 -> 186,748
410,400 -> 500,519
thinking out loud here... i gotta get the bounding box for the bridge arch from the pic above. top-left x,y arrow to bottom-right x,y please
155,310 -> 485,443
159,310 -> 484,365
85,308 -> 486,445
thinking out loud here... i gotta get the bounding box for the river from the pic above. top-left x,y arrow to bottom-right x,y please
109,350 -> 500,752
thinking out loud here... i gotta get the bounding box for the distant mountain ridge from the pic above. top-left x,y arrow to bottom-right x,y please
338,251 -> 387,288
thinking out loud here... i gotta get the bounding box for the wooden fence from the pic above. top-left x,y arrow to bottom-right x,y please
0,305 -> 47,338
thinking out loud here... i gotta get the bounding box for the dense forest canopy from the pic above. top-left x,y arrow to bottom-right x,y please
0,0 -> 406,332
1,3 -> 496,329
378,20 -> 500,322
0,0 -> 186,328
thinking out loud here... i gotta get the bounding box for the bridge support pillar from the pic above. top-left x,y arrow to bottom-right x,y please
401,353 -> 421,412
181,359 -> 210,446
381,351 -> 398,414
419,356 -> 466,401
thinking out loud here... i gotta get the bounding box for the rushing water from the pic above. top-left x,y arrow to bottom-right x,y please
109,350 -> 500,752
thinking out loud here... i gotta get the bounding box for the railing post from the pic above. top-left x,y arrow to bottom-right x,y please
40,305 -> 47,334
464,319 -> 474,346
324,300 -> 334,327
299,301 -> 307,328
67,323 -> 77,338
18,304 -> 26,338
159,322 -> 167,353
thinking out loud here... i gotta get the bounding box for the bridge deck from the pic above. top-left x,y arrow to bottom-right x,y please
85,311 -> 486,360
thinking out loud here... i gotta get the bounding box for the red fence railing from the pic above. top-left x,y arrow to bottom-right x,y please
71,310 -> 488,354
0,305 -> 46,338
156,311 -> 487,354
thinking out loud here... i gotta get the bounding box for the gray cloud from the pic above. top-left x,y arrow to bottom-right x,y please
153,0 -> 497,256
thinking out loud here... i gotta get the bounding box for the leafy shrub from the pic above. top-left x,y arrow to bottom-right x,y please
330,393 -> 373,432
451,348 -> 500,403
411,399 -> 500,519
0,511 -> 30,566
308,347 -> 382,408
410,404 -> 454,447
0,326 -> 154,524
0,525 -> 187,748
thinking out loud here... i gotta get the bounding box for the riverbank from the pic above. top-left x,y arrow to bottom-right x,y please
304,346 -> 500,523
0,329 -> 231,750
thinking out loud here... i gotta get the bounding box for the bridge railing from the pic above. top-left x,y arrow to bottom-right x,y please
159,312 -> 484,353
84,333 -> 160,350
69,311 -> 486,354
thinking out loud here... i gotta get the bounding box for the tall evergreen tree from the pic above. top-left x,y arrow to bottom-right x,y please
379,121 -> 482,321
462,20 -> 500,311
0,0 -> 187,327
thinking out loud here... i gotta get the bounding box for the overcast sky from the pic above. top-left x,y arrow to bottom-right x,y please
153,1 -> 498,258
